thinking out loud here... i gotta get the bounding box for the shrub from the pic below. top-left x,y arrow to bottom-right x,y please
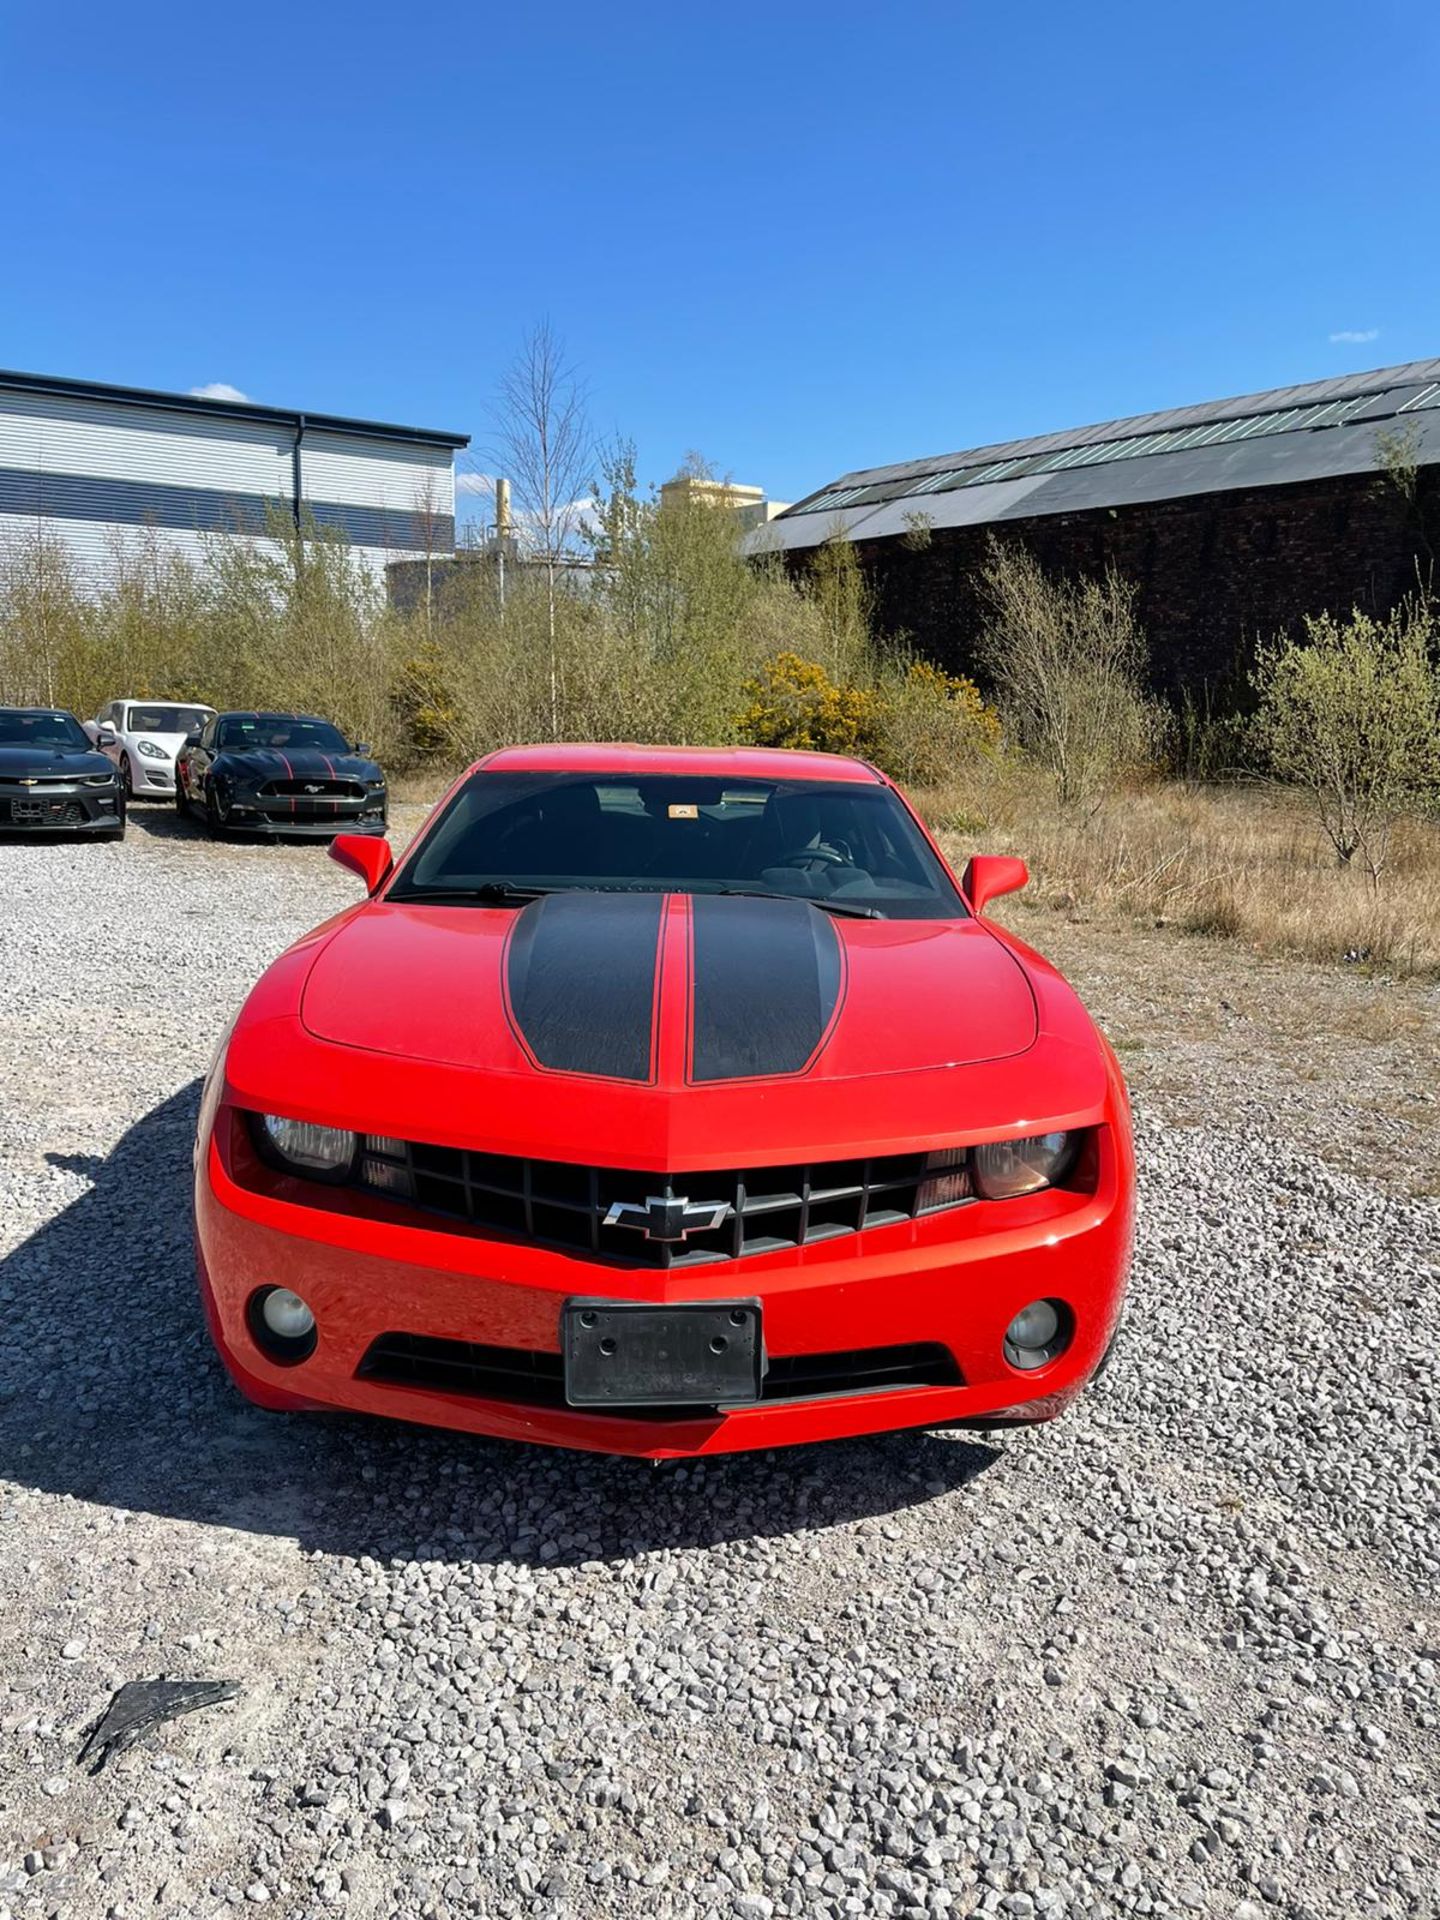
392,640 -> 464,761
736,652 -> 884,758
1252,601 -> 1440,886
975,537 -> 1162,810
874,659 -> 1000,785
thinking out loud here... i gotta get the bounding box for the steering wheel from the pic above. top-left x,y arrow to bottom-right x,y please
778,843 -> 850,871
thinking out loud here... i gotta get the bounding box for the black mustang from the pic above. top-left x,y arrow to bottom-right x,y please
175,711 -> 388,838
0,707 -> 126,838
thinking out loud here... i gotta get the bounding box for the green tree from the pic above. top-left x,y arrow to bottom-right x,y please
1252,601 -> 1440,885
0,520 -> 92,710
807,524 -> 873,684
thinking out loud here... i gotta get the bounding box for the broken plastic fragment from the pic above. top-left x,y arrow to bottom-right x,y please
77,1677 -> 241,1772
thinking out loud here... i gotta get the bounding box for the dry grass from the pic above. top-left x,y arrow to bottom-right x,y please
927,760 -> 1440,979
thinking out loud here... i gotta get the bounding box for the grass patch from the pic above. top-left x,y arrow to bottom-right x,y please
927,761 -> 1440,978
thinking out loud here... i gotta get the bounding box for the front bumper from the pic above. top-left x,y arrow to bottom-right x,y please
196,1103 -> 1134,1458
0,781 -> 123,830
220,795 -> 387,838
136,762 -> 177,794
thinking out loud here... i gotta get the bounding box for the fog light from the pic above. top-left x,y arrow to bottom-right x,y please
1004,1298 -> 1071,1371
262,1289 -> 314,1340
249,1286 -> 318,1364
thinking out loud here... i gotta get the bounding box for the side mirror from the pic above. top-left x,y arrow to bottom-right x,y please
353,742 -> 372,759
96,728 -> 118,748
182,733 -> 202,749
963,854 -> 1028,917
330,833 -> 393,893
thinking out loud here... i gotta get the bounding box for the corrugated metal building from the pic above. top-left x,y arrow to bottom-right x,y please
753,359 -> 1440,693
0,370 -> 469,587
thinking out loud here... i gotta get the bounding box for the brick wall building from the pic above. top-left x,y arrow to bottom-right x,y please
752,361 -> 1440,701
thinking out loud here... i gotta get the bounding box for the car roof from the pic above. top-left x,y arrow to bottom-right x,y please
474,744 -> 886,784
0,706 -> 82,718
217,710 -> 331,724
112,697 -> 214,708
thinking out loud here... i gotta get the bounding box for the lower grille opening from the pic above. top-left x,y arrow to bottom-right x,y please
357,1332 -> 961,1416
3,800 -> 84,825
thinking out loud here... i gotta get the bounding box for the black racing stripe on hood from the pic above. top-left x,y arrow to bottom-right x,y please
689,896 -> 842,1083
220,748 -> 372,777
506,892 -> 663,1082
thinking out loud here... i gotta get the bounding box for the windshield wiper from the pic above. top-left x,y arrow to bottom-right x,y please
396,882 -> 558,905
713,888 -> 882,920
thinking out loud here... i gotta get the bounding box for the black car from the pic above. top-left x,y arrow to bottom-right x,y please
0,708 -> 126,838
175,710 -> 387,838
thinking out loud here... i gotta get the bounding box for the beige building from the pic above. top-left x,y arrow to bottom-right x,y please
658,473 -> 790,534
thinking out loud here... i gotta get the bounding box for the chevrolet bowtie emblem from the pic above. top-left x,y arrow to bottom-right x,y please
20,777 -> 37,786
603,1194 -> 731,1242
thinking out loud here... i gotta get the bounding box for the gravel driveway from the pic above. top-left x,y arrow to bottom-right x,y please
1,810 -> 1436,1920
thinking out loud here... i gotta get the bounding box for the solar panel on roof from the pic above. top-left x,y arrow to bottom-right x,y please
782,365 -> 1440,518
907,469 -> 962,495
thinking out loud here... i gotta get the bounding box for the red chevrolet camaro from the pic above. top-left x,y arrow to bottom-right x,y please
194,744 -> 1134,1458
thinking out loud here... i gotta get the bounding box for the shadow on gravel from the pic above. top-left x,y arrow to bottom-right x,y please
127,805 -> 338,849
124,803 -> 199,842
0,1086 -> 999,1567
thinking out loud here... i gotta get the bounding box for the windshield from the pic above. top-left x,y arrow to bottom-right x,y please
217,715 -> 350,752
0,710 -> 91,750
389,772 -> 965,920
126,704 -> 211,735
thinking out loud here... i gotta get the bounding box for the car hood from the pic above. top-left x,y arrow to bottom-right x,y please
219,747 -> 382,784
0,743 -> 113,778
300,891 -> 1037,1086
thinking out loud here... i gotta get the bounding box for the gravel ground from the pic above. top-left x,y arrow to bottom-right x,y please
0,808 -> 1436,1920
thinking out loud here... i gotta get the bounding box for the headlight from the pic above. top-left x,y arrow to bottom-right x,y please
258,1114 -> 358,1177
84,772 -> 116,786
365,779 -> 386,791
137,740 -> 168,759
972,1131 -> 1074,1200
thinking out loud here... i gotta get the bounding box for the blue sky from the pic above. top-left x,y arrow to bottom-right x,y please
2,0 -> 1436,524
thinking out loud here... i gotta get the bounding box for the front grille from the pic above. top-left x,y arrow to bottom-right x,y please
2,798 -> 83,825
358,1331 -> 961,1413
0,775 -> 72,788
259,801 -> 350,823
353,1137 -> 967,1268
259,779 -> 365,799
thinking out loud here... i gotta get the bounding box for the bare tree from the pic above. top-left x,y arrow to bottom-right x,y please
408,469 -> 450,637
977,537 -> 1159,811
490,323 -> 592,733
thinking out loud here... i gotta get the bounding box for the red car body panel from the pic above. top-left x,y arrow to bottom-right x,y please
194,744 -> 1135,1458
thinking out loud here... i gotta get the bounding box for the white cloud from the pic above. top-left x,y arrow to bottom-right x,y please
1328,329 -> 1379,345
455,470 -> 496,496
189,381 -> 253,402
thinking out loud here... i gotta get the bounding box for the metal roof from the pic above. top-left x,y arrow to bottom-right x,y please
0,368 -> 470,450
755,358 -> 1440,553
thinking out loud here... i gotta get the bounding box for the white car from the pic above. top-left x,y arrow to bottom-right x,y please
87,699 -> 217,800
